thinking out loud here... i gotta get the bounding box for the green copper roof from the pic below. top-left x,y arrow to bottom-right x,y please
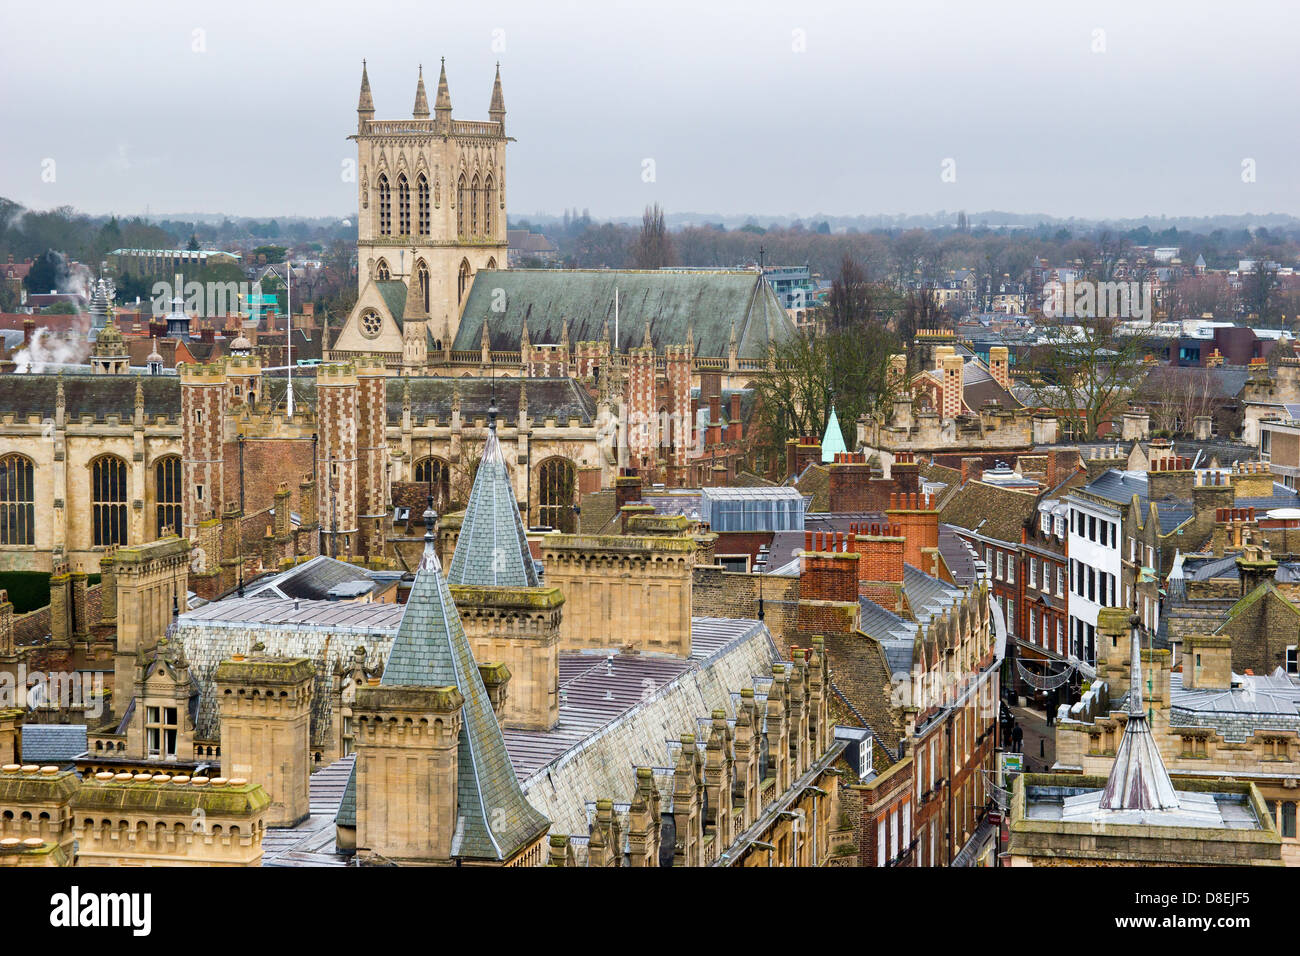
380,524 -> 548,860
447,421 -> 539,588
821,406 -> 847,462
376,279 -> 409,324
452,269 -> 796,358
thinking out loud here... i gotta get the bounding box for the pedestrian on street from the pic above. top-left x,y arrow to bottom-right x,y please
1012,723 -> 1023,754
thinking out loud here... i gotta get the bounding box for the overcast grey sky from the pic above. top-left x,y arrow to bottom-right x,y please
1,0 -> 1296,221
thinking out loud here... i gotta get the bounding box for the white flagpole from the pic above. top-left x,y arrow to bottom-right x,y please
286,259 -> 294,417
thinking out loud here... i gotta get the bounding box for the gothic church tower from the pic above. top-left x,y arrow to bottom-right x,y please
336,60 -> 510,364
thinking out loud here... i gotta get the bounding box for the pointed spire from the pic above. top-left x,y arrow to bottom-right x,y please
821,406 -> 847,463
434,57 -> 452,121
1098,608 -> 1180,812
402,267 -> 428,320
380,481 -> 548,861
357,59 -> 374,118
488,62 -> 505,126
642,319 -> 652,349
412,64 -> 430,118
447,418 -> 539,588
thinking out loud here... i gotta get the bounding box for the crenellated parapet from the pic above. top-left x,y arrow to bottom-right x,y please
70,771 -> 270,866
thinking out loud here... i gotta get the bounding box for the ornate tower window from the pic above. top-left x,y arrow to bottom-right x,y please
416,260 -> 430,313
470,174 -> 480,235
0,453 -> 34,546
375,259 -> 391,281
458,259 -> 472,303
417,173 -> 430,235
397,173 -> 411,235
377,174 -> 391,235
457,174 -> 467,237
91,455 -> 128,547
155,455 -> 182,537
483,174 -> 494,236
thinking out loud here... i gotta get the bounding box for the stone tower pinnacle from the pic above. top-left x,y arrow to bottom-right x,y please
357,59 -> 374,125
489,62 -> 505,128
434,58 -> 452,124
412,64 -> 429,119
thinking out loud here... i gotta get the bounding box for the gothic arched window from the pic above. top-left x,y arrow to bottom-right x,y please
416,259 -> 430,314
397,173 -> 410,235
456,174 -> 467,238
458,259 -> 472,303
537,458 -> 577,532
0,453 -> 34,546
376,174 -> 391,236
483,174 -> 494,236
375,258 -> 391,281
154,455 -> 182,537
470,174 -> 480,236
91,455 -> 128,547
413,457 -> 451,512
417,173 -> 430,235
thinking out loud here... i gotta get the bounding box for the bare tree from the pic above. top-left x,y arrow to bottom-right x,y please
630,203 -> 674,270
1017,315 -> 1153,440
1165,273 -> 1234,320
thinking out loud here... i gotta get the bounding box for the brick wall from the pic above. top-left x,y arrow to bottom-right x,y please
886,493 -> 939,571
800,547 -> 860,603
691,565 -> 800,654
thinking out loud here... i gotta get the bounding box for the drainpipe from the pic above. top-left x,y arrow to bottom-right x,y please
946,716 -> 954,866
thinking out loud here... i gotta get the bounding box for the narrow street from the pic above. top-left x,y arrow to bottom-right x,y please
1010,704 -> 1056,773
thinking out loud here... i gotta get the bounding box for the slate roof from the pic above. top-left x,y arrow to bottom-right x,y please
1155,502 -> 1194,534
0,371 -> 597,431
1182,554 -> 1240,581
1137,365 -> 1250,402
938,526 -> 981,587
20,724 -> 87,764
1082,470 -> 1149,507
244,555 -> 377,602
265,754 -> 354,867
959,361 -> 1021,409
379,526 -> 548,861
0,372 -> 179,420
452,269 -> 796,359
902,564 -> 965,626
446,421 -> 540,588
858,600 -> 919,676
938,479 -> 1039,545
391,377 -> 595,426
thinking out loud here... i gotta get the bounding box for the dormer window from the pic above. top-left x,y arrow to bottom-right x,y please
146,705 -> 178,759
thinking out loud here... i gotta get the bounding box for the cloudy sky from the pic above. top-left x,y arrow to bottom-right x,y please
1,0 -> 1296,221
